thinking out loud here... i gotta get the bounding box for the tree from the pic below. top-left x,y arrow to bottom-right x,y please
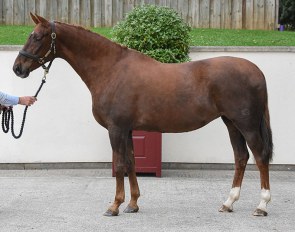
280,0 -> 295,30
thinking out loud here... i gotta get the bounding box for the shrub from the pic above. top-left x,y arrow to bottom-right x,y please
112,4 -> 191,63
280,0 -> 295,30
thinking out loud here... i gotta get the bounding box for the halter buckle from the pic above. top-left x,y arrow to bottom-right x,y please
38,58 -> 45,64
51,32 -> 56,40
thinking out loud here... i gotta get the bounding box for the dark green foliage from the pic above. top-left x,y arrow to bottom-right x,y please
112,5 -> 191,63
280,0 -> 295,30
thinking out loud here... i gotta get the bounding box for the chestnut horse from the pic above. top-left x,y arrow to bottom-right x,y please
13,14 -> 273,217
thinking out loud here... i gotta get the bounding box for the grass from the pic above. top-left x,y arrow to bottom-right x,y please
190,28 -> 295,46
0,25 -> 34,45
0,25 -> 294,46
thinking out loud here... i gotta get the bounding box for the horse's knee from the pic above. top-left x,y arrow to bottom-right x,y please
126,162 -> 135,174
114,163 -> 126,173
114,157 -> 135,174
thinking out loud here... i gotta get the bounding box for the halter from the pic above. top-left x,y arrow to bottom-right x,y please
19,21 -> 56,73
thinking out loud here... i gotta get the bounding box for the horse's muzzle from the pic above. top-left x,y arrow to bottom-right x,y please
13,63 -> 30,78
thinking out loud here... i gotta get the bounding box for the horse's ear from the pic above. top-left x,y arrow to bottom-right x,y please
35,14 -> 49,24
30,12 -> 40,25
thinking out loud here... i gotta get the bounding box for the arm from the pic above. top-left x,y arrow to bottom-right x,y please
0,91 -> 19,106
0,91 -> 36,106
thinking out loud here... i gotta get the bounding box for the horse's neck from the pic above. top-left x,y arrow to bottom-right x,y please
56,23 -> 123,90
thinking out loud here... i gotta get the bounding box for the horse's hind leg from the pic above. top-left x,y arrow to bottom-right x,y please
228,104 -> 272,216
243,130 -> 271,216
219,116 -> 249,213
124,131 -> 140,213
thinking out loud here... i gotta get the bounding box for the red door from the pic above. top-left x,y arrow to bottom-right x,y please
112,131 -> 162,177
133,131 -> 162,177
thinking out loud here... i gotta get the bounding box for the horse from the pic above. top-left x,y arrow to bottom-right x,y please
13,13 -> 273,217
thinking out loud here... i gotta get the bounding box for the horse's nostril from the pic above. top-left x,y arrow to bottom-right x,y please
13,64 -> 22,75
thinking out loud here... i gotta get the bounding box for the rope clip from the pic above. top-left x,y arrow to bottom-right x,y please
42,69 -> 48,81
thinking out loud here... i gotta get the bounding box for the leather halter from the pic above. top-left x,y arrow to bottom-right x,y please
19,21 -> 56,73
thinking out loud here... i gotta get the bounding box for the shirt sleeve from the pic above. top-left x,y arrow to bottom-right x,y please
0,91 -> 19,106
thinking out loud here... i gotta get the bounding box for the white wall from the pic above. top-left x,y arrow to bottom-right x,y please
1,49 -> 294,164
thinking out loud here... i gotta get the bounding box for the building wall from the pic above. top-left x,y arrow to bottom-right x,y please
0,47 -> 294,165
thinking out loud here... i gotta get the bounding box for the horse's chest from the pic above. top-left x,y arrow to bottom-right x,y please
92,104 -> 109,129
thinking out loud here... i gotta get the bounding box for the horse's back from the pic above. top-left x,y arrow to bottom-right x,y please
187,56 -> 265,85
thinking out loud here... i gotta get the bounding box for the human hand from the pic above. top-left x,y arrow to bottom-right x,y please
18,96 -> 37,106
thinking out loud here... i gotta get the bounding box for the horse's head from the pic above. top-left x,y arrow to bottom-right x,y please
13,13 -> 56,78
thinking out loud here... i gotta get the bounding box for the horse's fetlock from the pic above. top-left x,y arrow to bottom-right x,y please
115,196 -> 125,205
229,187 -> 241,201
132,191 -> 140,200
261,189 -> 271,203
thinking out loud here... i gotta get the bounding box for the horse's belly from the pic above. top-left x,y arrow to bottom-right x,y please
161,115 -> 219,133
135,107 -> 219,133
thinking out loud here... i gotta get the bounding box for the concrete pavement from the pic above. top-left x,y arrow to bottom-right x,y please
0,169 -> 294,232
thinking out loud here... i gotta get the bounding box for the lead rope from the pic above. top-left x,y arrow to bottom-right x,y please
1,70 -> 47,139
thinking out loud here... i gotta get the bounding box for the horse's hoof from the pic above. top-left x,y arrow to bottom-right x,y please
103,209 -> 119,216
124,205 -> 139,213
253,208 -> 268,216
219,204 -> 233,213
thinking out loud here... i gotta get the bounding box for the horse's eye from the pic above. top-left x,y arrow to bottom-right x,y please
32,34 -> 42,42
34,36 -> 42,41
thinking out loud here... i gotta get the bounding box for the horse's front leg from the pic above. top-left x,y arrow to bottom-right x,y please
124,131 -> 140,213
104,127 -> 129,216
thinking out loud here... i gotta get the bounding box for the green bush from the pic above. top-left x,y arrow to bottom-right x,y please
280,0 -> 295,30
112,5 -> 191,63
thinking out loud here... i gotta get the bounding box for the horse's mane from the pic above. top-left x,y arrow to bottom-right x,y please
55,21 -> 128,50
54,21 -> 158,63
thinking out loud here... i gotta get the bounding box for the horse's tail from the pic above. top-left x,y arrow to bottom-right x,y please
260,94 -> 273,164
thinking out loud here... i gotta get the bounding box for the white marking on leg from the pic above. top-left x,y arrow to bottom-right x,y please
223,187 -> 241,210
257,188 -> 271,212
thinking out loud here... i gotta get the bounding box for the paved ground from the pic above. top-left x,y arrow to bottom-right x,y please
0,169 -> 294,232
